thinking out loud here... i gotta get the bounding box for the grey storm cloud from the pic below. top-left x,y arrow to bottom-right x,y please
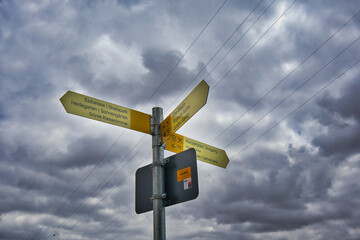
312,79 -> 360,159
1,0 -> 360,240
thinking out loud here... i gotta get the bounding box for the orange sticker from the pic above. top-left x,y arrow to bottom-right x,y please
177,167 -> 191,182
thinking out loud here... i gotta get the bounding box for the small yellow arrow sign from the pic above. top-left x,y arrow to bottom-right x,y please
161,80 -> 209,143
60,91 -> 151,134
165,133 -> 229,168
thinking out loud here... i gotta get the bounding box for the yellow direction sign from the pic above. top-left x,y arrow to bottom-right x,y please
166,133 -> 229,168
161,80 -> 209,143
60,91 -> 151,134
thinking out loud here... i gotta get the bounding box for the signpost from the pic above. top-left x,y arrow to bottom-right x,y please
60,79 -> 229,240
165,133 -> 229,168
60,91 -> 151,134
161,80 -> 209,143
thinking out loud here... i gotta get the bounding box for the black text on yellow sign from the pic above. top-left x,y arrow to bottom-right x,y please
161,80 -> 209,143
60,91 -> 151,134
166,133 -> 229,168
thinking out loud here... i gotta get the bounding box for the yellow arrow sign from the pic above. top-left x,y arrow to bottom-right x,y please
165,133 -> 229,168
161,80 -> 209,143
60,91 -> 151,134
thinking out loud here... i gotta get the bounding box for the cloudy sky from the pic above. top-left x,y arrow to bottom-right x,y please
1,0 -> 360,239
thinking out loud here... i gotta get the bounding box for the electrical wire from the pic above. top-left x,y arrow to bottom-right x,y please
210,0 -> 297,91
164,0 -> 266,114
232,58 -> 360,158
143,0 -> 228,108
51,135 -> 147,235
165,0 -> 295,140
202,32 -> 360,182
94,213 -> 138,239
200,5 -> 360,183
213,7 -> 360,143
166,0 -> 295,120
202,56 -> 360,184
57,138 -> 149,238
30,130 -> 126,240
224,35 -> 360,149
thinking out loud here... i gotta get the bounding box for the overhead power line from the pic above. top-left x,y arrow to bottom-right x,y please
202,8 -> 360,182
52,137 -> 149,238
225,35 -> 360,149
144,0 -> 228,108
203,56 -> 360,183
30,130 -> 126,240
164,0 -> 266,115
205,0 -> 281,86
51,135 -> 147,235
213,7 -> 360,143
211,0 -> 297,91
232,58 -> 360,158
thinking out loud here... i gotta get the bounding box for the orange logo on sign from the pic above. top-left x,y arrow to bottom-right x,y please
177,167 -> 191,182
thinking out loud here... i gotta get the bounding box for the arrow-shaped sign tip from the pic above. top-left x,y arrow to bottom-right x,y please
59,91 -> 71,113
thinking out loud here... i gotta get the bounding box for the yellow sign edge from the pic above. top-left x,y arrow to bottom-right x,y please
60,90 -> 151,135
161,80 -> 209,143
165,133 -> 229,168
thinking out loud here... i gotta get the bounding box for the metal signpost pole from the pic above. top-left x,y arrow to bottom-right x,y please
151,107 -> 166,240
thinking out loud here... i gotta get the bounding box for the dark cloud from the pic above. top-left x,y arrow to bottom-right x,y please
318,79 -> 360,122
309,78 -> 360,159
312,124 -> 360,159
116,0 -> 147,8
182,229 -> 255,240
185,145 -> 353,234
0,223 -> 43,240
141,48 -> 207,102
54,135 -> 113,169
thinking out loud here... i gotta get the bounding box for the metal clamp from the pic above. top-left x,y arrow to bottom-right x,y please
151,158 -> 169,168
150,193 -> 166,200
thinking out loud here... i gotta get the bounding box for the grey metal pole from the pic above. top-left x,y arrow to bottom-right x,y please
151,107 -> 166,240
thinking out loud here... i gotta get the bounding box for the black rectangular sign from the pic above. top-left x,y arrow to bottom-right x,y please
135,148 -> 199,214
